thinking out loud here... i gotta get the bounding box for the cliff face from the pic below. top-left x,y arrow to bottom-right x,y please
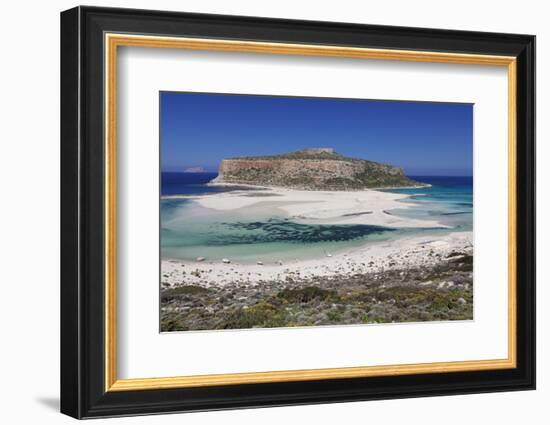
210,149 -> 422,190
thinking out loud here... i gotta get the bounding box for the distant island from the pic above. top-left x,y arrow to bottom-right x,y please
209,148 -> 425,190
183,166 -> 208,173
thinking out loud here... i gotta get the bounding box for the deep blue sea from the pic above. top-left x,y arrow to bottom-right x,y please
160,173 -> 472,262
162,172 -> 249,196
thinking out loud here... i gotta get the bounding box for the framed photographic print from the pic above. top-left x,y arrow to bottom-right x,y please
60,6 -> 535,419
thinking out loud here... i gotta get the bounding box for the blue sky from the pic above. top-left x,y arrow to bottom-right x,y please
160,92 -> 473,176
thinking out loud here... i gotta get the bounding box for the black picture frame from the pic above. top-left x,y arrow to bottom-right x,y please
61,5 -> 535,419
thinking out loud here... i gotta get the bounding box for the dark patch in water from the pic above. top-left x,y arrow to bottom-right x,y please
342,211 -> 373,217
208,218 -> 395,245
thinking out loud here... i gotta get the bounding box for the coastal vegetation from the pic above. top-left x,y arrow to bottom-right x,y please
160,253 -> 473,331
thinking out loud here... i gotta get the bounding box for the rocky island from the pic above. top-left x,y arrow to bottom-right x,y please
209,148 -> 424,190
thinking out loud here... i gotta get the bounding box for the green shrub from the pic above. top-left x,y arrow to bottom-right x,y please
219,302 -> 286,329
161,285 -> 210,302
276,286 -> 338,303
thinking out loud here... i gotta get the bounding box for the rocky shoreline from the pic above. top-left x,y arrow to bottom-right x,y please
160,251 -> 473,332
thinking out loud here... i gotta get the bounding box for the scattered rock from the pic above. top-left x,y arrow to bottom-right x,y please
161,246 -> 474,331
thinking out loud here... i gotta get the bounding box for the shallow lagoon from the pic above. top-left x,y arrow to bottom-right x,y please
160,175 -> 472,264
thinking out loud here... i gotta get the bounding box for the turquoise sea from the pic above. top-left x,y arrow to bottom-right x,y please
160,173 -> 472,263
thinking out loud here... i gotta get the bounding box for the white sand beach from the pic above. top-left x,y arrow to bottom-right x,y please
170,187 -> 448,228
162,231 -> 472,287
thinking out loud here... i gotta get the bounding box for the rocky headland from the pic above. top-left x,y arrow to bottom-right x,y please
209,148 -> 425,190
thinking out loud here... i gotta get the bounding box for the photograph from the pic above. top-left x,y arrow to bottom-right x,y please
159,92 -> 474,332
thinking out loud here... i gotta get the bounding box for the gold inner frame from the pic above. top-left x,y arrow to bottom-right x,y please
104,33 -> 518,392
